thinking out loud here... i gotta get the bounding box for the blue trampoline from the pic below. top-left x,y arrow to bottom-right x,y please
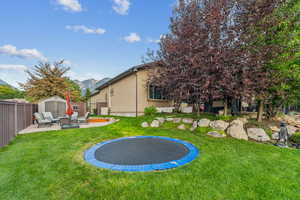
84,136 -> 198,172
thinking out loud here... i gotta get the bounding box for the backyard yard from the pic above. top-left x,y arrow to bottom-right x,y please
0,114 -> 300,200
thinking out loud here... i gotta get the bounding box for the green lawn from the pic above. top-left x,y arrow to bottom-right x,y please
1,115 -> 300,200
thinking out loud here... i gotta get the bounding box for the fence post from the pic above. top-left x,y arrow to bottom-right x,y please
24,104 -> 26,129
14,103 -> 18,135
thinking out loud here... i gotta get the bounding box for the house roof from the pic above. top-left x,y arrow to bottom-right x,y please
91,62 -> 157,97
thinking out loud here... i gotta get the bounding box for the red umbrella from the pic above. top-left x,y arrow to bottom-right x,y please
65,91 -> 74,117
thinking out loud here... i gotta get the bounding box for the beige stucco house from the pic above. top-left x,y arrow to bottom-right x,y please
89,63 -> 173,116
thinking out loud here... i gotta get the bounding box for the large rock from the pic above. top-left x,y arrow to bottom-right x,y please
182,118 -> 194,124
150,120 -> 160,128
210,120 -> 229,131
227,124 -> 248,140
280,115 -> 300,128
177,124 -> 186,130
166,117 -> 174,122
287,125 -> 297,135
207,131 -> 226,138
173,118 -> 182,123
190,121 -> 198,131
156,117 -> 165,124
141,122 -> 149,128
272,132 -> 279,140
181,107 -> 193,113
247,128 -> 271,142
269,125 -> 280,133
198,119 -> 211,127
230,119 -> 244,126
236,117 -> 248,124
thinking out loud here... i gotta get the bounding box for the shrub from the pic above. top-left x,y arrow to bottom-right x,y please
290,133 -> 300,144
144,106 -> 157,116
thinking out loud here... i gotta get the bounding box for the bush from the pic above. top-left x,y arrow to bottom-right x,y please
290,133 -> 300,144
144,106 -> 157,116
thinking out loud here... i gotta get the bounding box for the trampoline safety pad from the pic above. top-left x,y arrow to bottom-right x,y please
84,136 -> 198,172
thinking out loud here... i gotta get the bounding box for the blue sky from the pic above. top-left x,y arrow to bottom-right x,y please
0,0 -> 175,87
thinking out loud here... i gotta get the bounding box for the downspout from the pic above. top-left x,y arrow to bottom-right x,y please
134,68 -> 138,117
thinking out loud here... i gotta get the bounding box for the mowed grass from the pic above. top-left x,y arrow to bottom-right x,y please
0,115 -> 300,200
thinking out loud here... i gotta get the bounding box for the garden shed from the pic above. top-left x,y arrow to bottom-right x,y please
38,96 -> 66,118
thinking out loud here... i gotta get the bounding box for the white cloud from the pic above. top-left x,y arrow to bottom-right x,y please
123,33 -> 141,43
0,65 -> 29,88
0,64 -> 28,71
112,0 -> 130,15
147,38 -> 160,43
66,25 -> 106,35
0,45 -> 47,61
147,35 -> 165,43
56,0 -> 83,12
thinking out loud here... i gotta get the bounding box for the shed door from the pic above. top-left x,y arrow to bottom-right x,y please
45,101 -> 66,118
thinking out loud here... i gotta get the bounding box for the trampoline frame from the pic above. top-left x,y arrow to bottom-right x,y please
84,136 -> 198,172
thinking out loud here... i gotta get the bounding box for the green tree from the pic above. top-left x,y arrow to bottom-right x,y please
85,88 -> 92,112
85,88 -> 91,102
20,60 -> 82,102
0,85 -> 24,100
259,0 -> 300,118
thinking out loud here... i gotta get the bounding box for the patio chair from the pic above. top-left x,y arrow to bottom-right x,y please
42,112 -> 60,124
34,113 -> 52,128
71,112 -> 78,122
78,112 -> 90,124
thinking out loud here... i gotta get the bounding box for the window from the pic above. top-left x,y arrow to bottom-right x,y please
72,105 -> 79,110
148,85 -> 166,100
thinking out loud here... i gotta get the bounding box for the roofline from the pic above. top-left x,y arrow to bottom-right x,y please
91,62 -> 157,96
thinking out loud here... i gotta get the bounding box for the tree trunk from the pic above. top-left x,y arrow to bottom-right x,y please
224,97 -> 228,116
257,100 -> 264,122
196,103 -> 200,116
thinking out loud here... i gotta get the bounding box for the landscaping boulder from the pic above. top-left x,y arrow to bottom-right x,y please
227,124 -> 248,140
177,124 -> 186,130
272,132 -> 279,140
247,128 -> 270,142
237,117 -> 248,124
210,120 -> 229,131
173,118 -> 182,123
230,119 -> 244,126
207,131 -> 225,138
156,117 -> 165,124
182,118 -> 194,124
166,117 -> 174,122
198,119 -> 211,127
269,125 -> 280,133
150,120 -> 160,128
287,125 -> 297,135
141,122 -> 149,128
190,121 -> 198,131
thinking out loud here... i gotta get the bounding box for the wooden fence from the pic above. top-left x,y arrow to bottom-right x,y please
0,101 -> 37,148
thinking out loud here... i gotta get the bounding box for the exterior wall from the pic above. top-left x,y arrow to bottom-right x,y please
137,69 -> 173,114
90,88 -> 108,112
109,73 -> 137,115
89,66 -> 173,116
72,102 -> 86,117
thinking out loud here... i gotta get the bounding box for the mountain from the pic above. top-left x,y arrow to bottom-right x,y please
0,79 -> 9,86
75,78 -> 111,96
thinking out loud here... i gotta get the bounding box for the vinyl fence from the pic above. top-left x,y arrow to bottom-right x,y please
0,101 -> 37,147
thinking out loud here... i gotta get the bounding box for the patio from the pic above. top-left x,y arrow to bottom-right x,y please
18,119 -> 118,134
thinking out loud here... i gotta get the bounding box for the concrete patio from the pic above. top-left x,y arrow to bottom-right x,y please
18,119 -> 119,134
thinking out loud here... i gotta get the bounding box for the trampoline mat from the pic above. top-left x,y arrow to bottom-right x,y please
94,137 -> 189,165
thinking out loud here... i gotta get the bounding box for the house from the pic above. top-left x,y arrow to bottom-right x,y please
89,63 -> 173,116
38,96 -> 86,118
